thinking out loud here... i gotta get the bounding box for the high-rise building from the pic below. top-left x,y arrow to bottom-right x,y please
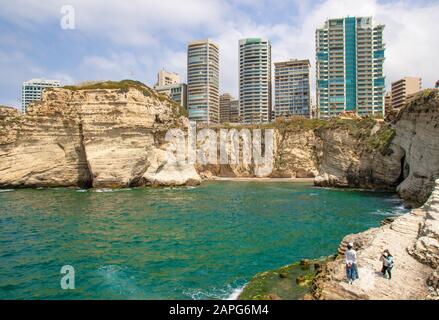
219,93 -> 233,123
391,77 -> 422,110
316,17 -> 385,118
154,70 -> 187,109
154,83 -> 188,109
230,100 -> 240,123
21,79 -> 61,113
156,69 -> 180,87
384,91 -> 392,115
274,59 -> 311,118
187,39 -> 220,123
239,38 -> 272,123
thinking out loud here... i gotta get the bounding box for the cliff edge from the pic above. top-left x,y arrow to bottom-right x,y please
0,80 -> 200,188
313,179 -> 439,300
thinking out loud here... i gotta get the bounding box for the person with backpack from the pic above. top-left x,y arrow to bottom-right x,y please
380,249 -> 394,279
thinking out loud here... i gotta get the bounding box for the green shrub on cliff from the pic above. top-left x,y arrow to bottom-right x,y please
367,126 -> 396,155
319,116 -> 377,139
63,79 -> 189,118
63,80 -> 155,97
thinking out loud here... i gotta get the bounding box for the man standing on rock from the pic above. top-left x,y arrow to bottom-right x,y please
345,242 -> 359,284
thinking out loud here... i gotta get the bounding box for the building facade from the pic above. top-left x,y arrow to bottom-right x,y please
219,93 -> 233,123
187,39 -> 220,123
156,69 -> 180,87
239,38 -> 272,123
22,79 -> 61,113
153,70 -> 187,108
274,59 -> 311,118
384,91 -> 392,115
391,77 -> 422,110
316,16 -> 386,118
154,83 -> 187,109
230,100 -> 240,123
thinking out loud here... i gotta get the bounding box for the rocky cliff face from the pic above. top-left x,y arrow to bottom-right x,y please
196,126 -> 319,179
315,90 -> 439,205
195,118 -> 405,192
313,119 -> 403,191
393,90 -> 439,205
197,90 -> 439,205
1,85 -> 438,199
0,81 -> 200,188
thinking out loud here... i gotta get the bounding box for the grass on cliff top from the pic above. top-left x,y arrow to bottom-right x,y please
63,80 -> 155,96
366,126 -> 396,155
397,88 -> 439,117
0,105 -> 17,110
215,115 -> 395,153
62,80 -> 188,118
219,115 -> 379,132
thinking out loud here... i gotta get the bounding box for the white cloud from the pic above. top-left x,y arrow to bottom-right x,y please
1,0 -> 438,108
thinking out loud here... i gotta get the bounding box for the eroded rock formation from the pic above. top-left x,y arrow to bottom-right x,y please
0,81 -> 200,188
1,85 -> 438,202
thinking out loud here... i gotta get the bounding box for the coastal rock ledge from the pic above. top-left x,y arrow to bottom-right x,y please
313,179 -> 439,300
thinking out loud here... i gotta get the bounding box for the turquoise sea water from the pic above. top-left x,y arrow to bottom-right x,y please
0,181 -> 407,300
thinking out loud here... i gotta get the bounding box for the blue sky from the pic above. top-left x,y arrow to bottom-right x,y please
1,0 -> 438,109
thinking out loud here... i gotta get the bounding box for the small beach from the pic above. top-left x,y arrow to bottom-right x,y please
210,177 -> 315,182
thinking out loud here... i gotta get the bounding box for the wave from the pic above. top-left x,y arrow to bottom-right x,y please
97,265 -> 145,298
94,188 -> 133,193
373,204 -> 409,217
0,189 -> 14,193
226,286 -> 245,300
183,284 -> 245,300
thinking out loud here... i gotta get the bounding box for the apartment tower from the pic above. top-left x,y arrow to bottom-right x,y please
239,38 -> 272,123
154,70 -> 187,109
156,69 -> 180,86
21,79 -> 61,113
384,92 -> 392,116
274,59 -> 311,118
316,16 -> 385,118
230,100 -> 240,123
391,77 -> 422,110
187,39 -> 220,123
219,93 -> 234,123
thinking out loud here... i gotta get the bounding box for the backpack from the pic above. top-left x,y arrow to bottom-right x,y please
387,256 -> 394,268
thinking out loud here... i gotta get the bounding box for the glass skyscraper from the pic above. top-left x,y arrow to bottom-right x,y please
316,17 -> 385,118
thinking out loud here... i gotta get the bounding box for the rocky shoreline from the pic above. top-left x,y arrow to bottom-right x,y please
239,181 -> 439,300
1,83 -> 438,205
1,81 -> 439,300
238,89 -> 439,300
311,179 -> 439,300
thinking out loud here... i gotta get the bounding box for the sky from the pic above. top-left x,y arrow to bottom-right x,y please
0,0 -> 438,110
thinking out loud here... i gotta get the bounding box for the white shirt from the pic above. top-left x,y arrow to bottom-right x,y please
345,249 -> 357,264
